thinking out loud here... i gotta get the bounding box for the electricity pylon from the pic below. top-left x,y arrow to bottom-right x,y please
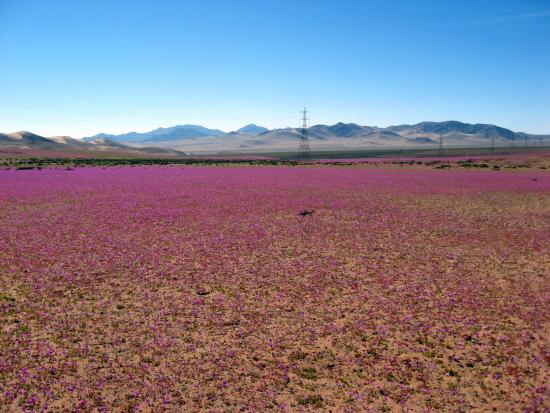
297,108 -> 311,160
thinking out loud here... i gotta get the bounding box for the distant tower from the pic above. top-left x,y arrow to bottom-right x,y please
298,108 -> 311,160
438,134 -> 443,157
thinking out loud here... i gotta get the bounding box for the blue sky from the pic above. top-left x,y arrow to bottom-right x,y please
1,0 -> 549,138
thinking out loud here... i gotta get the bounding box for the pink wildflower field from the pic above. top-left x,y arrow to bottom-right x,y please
1,165 -> 549,412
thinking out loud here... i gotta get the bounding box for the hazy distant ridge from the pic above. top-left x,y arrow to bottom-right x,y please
85,125 -> 225,143
84,120 -> 548,147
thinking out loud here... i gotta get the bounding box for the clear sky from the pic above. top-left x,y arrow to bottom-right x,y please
1,0 -> 549,138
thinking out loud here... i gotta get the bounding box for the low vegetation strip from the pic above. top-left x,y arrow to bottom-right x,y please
1,149 -> 549,170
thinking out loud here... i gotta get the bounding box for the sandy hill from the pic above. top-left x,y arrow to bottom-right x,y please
0,132 -> 187,156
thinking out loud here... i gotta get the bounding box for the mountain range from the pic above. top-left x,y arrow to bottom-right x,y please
83,121 -> 548,153
2,121 -> 548,155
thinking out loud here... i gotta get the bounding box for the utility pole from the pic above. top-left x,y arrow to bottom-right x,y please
438,134 -> 443,157
491,135 -> 495,154
298,107 -> 311,160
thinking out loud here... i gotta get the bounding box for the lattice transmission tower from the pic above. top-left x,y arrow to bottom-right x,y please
298,107 -> 311,160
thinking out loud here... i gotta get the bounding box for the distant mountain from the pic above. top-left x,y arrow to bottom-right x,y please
387,121 -> 516,140
84,124 -> 226,143
0,131 -> 187,156
236,124 -> 268,135
328,122 -> 373,137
